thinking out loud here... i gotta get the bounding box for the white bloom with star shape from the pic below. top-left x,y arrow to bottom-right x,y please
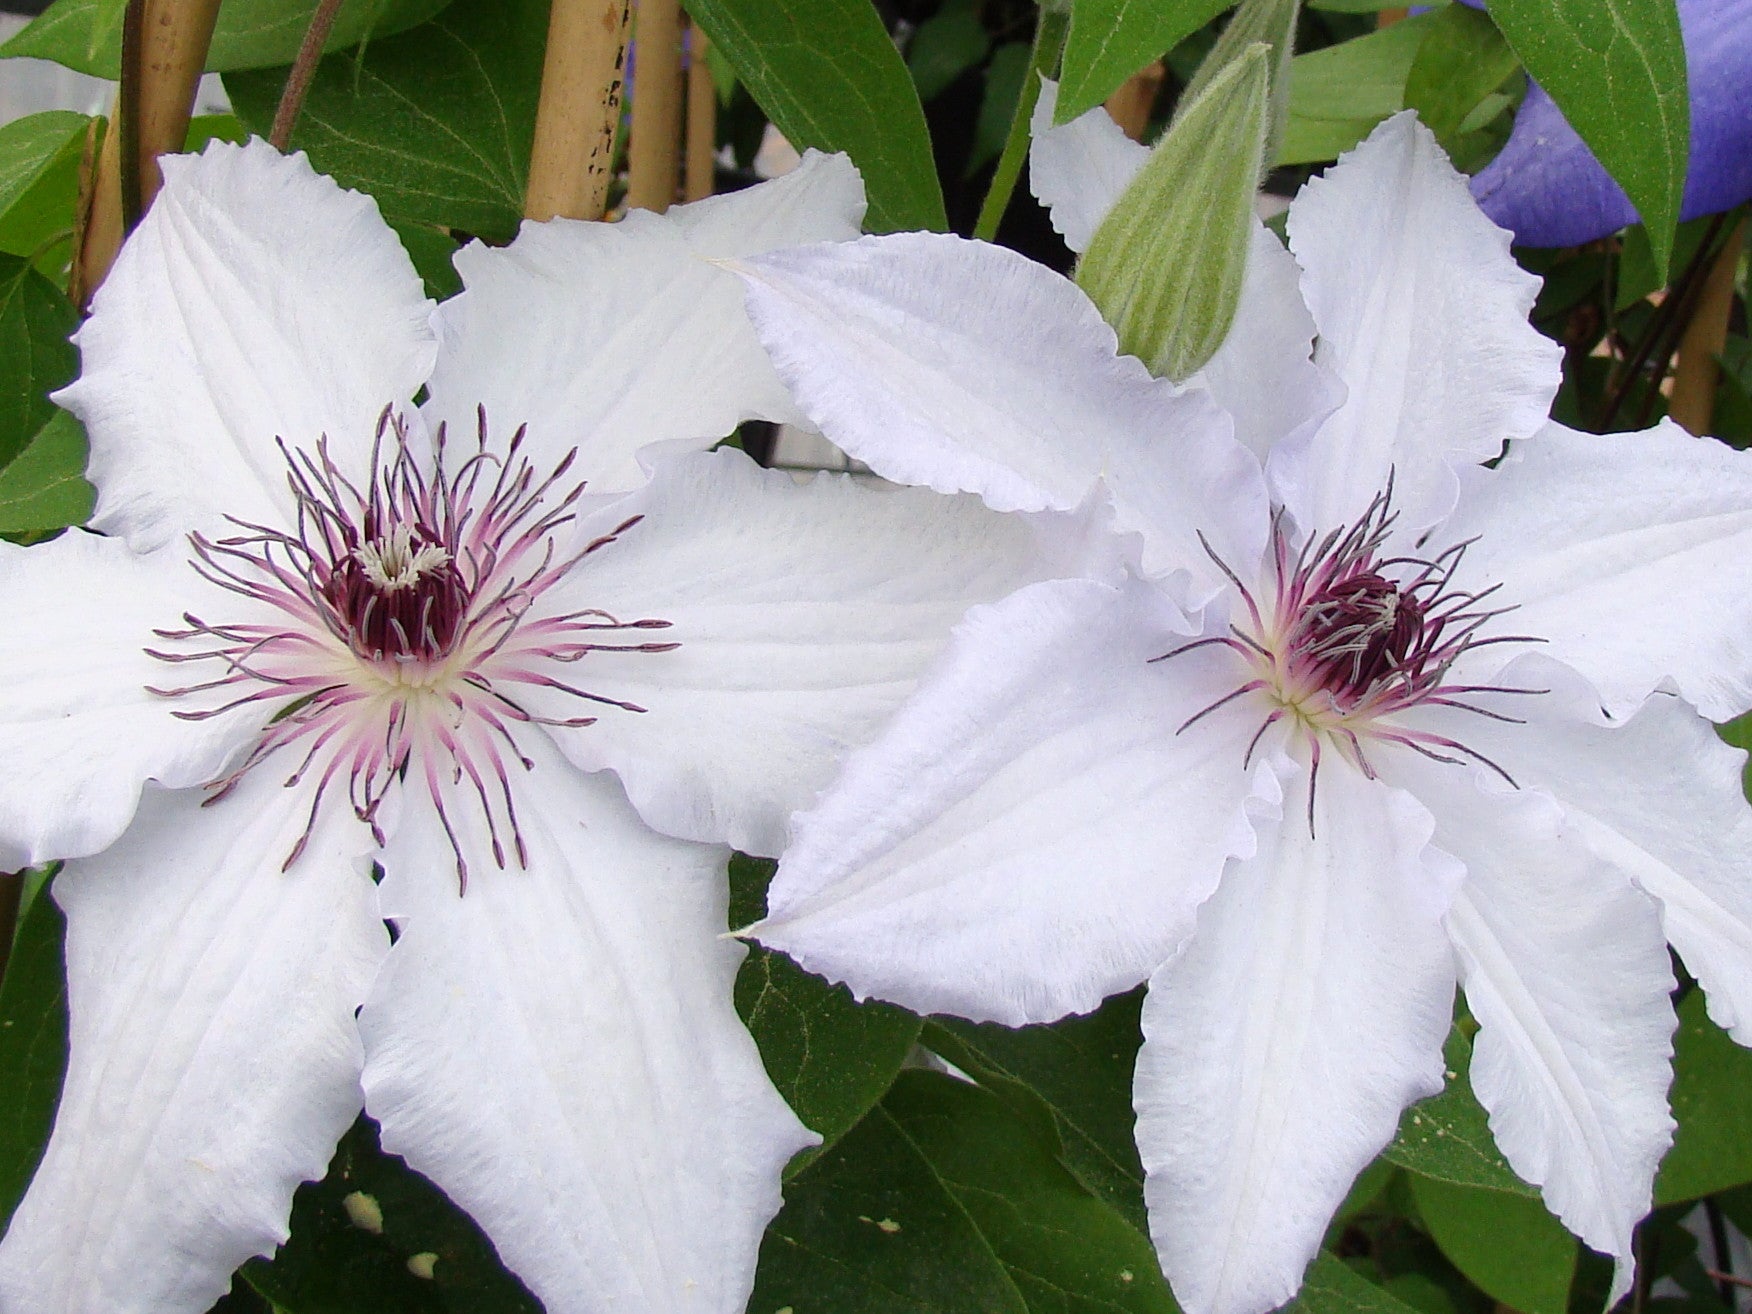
733,109 -> 1752,1314
0,139 -> 1064,1314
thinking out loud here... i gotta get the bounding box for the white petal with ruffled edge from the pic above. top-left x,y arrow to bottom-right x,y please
1027,78 -> 1146,253
1401,755 -> 1675,1298
510,446 -> 1057,857
0,531 -> 262,868
1135,760 -> 1459,1314
423,151 -> 864,494
1436,420 -> 1752,721
57,139 -> 436,551
1402,652 -> 1752,1045
756,576 -> 1273,1025
0,770 -> 385,1314
1271,112 -> 1559,534
360,739 -> 814,1314
737,233 -> 1266,590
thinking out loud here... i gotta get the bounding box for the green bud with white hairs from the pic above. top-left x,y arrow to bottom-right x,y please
1074,41 -> 1272,383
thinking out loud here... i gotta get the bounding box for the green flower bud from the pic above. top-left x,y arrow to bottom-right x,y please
1074,42 -> 1270,383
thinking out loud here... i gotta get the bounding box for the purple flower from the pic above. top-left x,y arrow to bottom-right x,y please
1468,0 -> 1752,246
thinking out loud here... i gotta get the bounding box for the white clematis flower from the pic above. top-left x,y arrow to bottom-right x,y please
0,140 -> 1060,1314
732,108 -> 1752,1314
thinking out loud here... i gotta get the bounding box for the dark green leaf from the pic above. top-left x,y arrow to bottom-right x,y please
0,255 -> 78,473
907,0 -> 990,103
242,1117 -> 539,1314
1383,1026 -> 1537,1197
2,0 -> 453,77
1287,1253 -> 1430,1314
968,41 -> 1031,176
1406,1174 -> 1576,1314
684,0 -> 946,233
753,1069 -> 1176,1312
1279,12 -> 1437,165
226,0 -> 546,242
1656,988 -> 1752,1204
924,988 -> 1148,1231
1400,3 -> 1519,156
0,408 -> 94,535
1058,0 -> 1232,124
730,855 -> 919,1175
0,876 -> 67,1232
387,219 -> 463,300
0,112 -> 88,261
1485,0 -> 1688,280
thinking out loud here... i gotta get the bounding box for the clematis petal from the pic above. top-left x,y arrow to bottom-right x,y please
736,232 -> 1267,590
1272,112 -> 1559,533
57,139 -> 436,551
1027,78 -> 1146,254
1403,653 -> 1752,1046
0,532 -> 261,869
1404,757 -> 1675,1294
1136,759 -> 1459,1314
755,576 -> 1273,1026
361,742 -> 815,1314
0,771 -> 385,1314
423,151 -> 864,493
510,445 -> 1058,857
1196,222 -> 1342,464
1438,419 -> 1752,720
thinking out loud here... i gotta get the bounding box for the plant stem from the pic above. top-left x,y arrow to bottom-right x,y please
683,23 -> 716,203
1668,215 -> 1746,436
270,0 -> 347,150
972,8 -> 1068,244
627,0 -> 684,212
526,0 -> 632,222
75,0 -> 221,306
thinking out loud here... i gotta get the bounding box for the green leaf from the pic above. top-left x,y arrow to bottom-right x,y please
1279,12 -> 1437,166
2,0 -> 453,78
0,408 -> 95,535
968,42 -> 1031,176
923,988 -> 1147,1231
1058,0 -> 1233,124
730,855 -> 920,1176
1406,1174 -> 1576,1314
0,112 -> 88,260
387,218 -> 463,300
225,0 -> 547,242
242,1117 -> 539,1314
0,255 -> 78,473
1400,2 -> 1519,157
753,1069 -> 1176,1312
683,0 -> 946,234
1656,988 -> 1752,1204
1485,0 -> 1688,280
1287,1253 -> 1430,1314
907,0 -> 990,103
1383,1026 -> 1537,1197
0,876 -> 67,1232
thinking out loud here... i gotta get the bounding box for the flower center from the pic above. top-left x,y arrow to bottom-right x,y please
146,407 -> 679,883
337,526 -> 467,663
1158,485 -> 1543,829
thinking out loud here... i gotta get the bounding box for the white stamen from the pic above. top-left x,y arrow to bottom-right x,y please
356,525 -> 451,591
